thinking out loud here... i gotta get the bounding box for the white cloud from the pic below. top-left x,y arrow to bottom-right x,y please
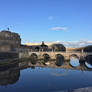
50,26 -> 67,31
55,40 -> 92,48
25,40 -> 92,48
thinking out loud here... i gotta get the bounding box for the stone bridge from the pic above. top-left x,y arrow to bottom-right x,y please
19,51 -> 92,60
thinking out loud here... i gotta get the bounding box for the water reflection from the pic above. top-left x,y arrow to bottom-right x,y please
30,53 -> 38,64
85,62 -> 92,68
86,55 -> 92,64
51,69 -> 68,77
56,54 -> 64,66
43,54 -> 50,63
0,62 -> 20,86
0,69 -> 20,86
85,55 -> 92,69
0,56 -> 92,89
28,56 -> 92,71
70,57 -> 80,67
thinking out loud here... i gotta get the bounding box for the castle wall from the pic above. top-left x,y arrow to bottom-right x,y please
0,30 -> 21,52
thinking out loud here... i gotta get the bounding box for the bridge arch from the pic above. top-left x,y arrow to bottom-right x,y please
69,63 -> 80,69
70,54 -> 79,59
30,53 -> 38,64
55,54 -> 64,66
43,53 -> 50,62
69,59 -> 80,68
85,62 -> 92,69
30,53 -> 38,57
55,54 -> 64,58
69,54 -> 80,68
85,55 -> 92,66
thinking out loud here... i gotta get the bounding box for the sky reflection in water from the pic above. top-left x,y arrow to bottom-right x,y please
85,62 -> 92,69
70,57 -> 80,67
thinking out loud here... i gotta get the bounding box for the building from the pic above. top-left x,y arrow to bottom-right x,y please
30,41 -> 48,51
0,29 -> 21,52
25,41 -> 66,52
50,43 -> 66,51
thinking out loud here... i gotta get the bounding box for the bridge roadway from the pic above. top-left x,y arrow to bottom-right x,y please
19,51 -> 92,60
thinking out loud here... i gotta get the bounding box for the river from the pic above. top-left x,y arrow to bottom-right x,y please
0,56 -> 92,92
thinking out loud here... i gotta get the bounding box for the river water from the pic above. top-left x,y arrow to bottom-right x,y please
0,57 -> 92,92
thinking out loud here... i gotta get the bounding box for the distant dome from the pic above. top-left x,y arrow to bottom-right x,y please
51,43 -> 66,51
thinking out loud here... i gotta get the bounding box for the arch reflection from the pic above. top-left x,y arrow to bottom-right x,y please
70,54 -> 79,59
30,53 -> 38,64
43,54 -> 50,63
56,54 -> 64,66
70,56 -> 80,67
85,55 -> 92,69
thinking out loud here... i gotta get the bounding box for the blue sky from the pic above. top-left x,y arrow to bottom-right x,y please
0,0 -> 92,43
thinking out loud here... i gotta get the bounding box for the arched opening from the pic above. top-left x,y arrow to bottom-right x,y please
55,54 -> 64,66
85,55 -> 92,68
30,53 -> 38,64
70,54 -> 79,59
70,54 -> 80,67
43,54 -> 50,63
